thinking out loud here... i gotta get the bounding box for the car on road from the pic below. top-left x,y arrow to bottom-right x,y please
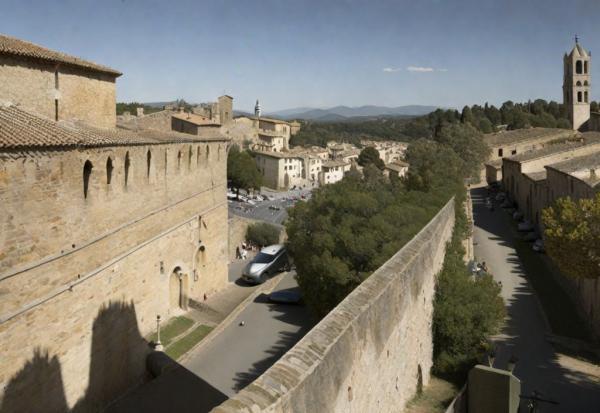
268,205 -> 281,211
241,244 -> 290,284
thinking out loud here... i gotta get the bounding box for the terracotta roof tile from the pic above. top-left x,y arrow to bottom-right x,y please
0,34 -> 121,76
0,105 -> 225,150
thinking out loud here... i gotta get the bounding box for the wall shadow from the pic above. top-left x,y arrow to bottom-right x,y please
0,348 -> 69,413
0,300 -> 148,413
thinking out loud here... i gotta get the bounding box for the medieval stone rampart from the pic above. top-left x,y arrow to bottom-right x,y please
0,139 -> 230,411
212,198 -> 455,413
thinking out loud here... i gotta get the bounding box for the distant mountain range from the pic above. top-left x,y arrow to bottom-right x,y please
265,105 -> 440,121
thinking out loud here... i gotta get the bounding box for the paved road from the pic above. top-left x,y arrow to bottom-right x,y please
228,187 -> 313,225
183,270 -> 314,411
471,187 -> 600,412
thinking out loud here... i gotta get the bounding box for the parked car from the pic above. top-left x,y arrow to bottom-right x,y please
518,220 -> 534,232
533,239 -> 545,253
241,244 -> 290,284
268,205 -> 281,211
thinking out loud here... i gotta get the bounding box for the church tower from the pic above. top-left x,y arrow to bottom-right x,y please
254,99 -> 261,118
563,37 -> 591,130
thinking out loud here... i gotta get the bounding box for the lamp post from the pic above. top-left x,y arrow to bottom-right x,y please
155,315 -> 164,351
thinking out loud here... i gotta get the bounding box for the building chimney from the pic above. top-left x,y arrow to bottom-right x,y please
136,107 -> 144,117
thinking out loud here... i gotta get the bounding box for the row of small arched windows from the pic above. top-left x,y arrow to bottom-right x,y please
575,60 -> 589,75
83,145 -> 220,199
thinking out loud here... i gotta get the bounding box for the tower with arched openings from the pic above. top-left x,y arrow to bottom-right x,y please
563,36 -> 591,130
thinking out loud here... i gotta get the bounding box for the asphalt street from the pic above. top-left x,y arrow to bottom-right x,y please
228,187 -> 313,225
183,270 -> 314,411
471,187 -> 600,412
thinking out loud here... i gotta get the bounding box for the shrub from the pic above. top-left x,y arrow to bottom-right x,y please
246,222 -> 281,247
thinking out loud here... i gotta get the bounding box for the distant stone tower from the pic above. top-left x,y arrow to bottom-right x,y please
254,99 -> 261,118
564,37 -> 591,130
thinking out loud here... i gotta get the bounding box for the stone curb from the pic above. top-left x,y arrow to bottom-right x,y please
178,273 -> 286,363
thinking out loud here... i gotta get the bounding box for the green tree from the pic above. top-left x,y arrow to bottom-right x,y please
227,145 -> 262,195
433,123 -> 490,180
246,222 -> 281,247
433,198 -> 505,380
357,146 -> 385,169
460,106 -> 475,125
591,101 -> 599,113
542,194 -> 600,279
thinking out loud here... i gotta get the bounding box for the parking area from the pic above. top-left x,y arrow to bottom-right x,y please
228,187 -> 314,225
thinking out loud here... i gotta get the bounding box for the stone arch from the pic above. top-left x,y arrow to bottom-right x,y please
284,172 -> 290,189
169,267 -> 189,311
124,151 -> 131,188
106,157 -> 113,185
576,60 -> 583,74
585,91 -> 589,103
576,80 -> 582,86
584,80 -> 589,86
584,60 -> 589,74
578,91 -> 583,103
83,160 -> 93,199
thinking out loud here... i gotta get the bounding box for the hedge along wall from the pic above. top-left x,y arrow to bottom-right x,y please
212,198 -> 455,413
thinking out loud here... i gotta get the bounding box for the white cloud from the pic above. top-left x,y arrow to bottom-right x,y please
406,66 -> 434,72
383,67 -> 402,73
406,66 -> 448,73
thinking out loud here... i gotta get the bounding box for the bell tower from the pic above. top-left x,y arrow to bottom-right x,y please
563,36 -> 591,130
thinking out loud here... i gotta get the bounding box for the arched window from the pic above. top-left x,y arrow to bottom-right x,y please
584,80 -> 589,86
124,151 -> 131,188
576,60 -> 583,74
188,146 -> 193,170
576,81 -> 582,86
83,160 -> 93,199
147,150 -> 152,179
197,146 -> 201,165
584,61 -> 588,74
106,157 -> 113,185
177,151 -> 182,171
578,91 -> 583,103
585,91 -> 589,103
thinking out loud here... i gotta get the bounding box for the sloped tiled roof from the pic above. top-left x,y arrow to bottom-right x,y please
172,112 -> 220,127
483,128 -> 575,146
0,34 -> 121,76
0,104 -> 225,150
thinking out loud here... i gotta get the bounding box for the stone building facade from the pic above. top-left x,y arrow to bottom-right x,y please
0,34 -> 121,129
0,36 -> 230,412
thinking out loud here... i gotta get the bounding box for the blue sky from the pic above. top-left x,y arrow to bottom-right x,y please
3,0 -> 600,111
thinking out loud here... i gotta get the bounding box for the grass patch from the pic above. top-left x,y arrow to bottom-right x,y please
149,316 -> 194,347
166,324 -> 213,360
405,376 -> 458,413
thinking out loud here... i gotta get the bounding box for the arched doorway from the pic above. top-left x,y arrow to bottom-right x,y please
284,173 -> 290,189
169,267 -> 189,311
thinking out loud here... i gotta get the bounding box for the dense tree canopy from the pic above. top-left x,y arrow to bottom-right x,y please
246,222 -> 281,247
289,99 -> 586,148
227,145 -> 262,193
542,194 -> 600,279
357,146 -> 385,170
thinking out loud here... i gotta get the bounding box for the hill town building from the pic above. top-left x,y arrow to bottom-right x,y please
0,35 -> 229,412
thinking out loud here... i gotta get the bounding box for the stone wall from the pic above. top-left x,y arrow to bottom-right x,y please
212,199 -> 455,413
0,139 -> 229,411
0,55 -> 117,128
118,110 -> 175,132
